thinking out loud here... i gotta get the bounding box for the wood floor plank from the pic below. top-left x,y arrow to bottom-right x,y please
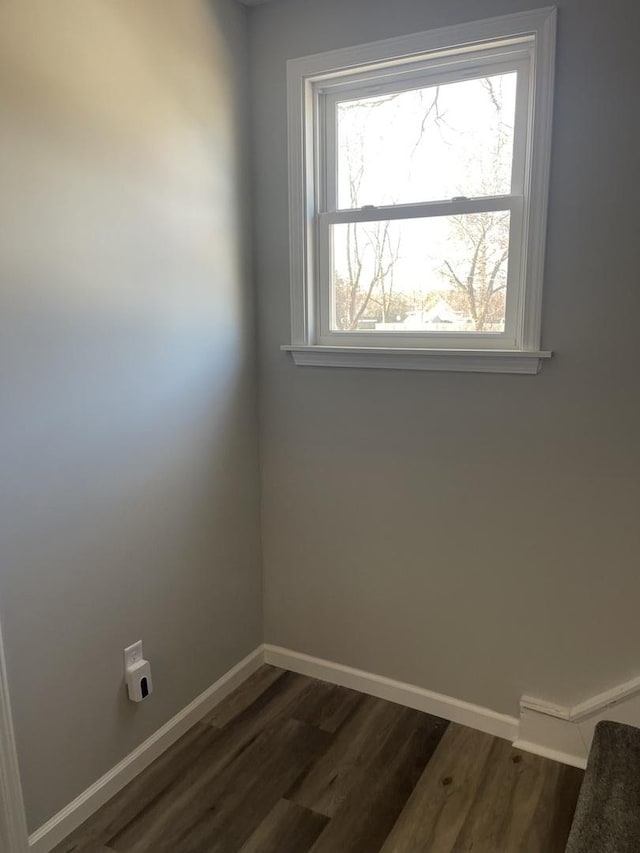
153,718 -> 330,853
287,695 -> 407,817
108,671 -> 312,851
203,664 -> 285,728
239,799 -> 329,853
308,708 -> 449,853
287,679 -> 364,733
511,758 -> 583,853
52,722 -> 219,853
451,738 -> 579,853
380,723 -> 497,853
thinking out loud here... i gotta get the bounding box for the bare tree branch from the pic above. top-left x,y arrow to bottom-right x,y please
412,87 -> 444,155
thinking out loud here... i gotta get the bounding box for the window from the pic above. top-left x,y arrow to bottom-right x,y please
283,9 -> 556,373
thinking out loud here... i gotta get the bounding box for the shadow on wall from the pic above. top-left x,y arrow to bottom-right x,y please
0,0 -> 260,832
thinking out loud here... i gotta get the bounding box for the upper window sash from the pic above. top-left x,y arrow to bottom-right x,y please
319,54 -> 532,217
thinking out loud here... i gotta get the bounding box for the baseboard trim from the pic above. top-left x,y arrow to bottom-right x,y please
570,675 -> 640,722
512,738 -> 587,770
522,675 -> 640,724
519,676 -> 640,770
517,705 -> 590,768
29,645 -> 265,853
263,644 -> 519,742
520,694 -> 571,720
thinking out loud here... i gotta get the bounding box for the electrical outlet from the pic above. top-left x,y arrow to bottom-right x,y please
124,641 -> 144,671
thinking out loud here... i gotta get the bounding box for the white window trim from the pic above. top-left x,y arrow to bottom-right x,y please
283,7 -> 557,374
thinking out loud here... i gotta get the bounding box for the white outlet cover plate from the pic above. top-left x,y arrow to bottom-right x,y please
124,641 -> 143,671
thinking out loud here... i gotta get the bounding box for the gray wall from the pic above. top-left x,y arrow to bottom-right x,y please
250,0 -> 640,715
0,0 -> 261,831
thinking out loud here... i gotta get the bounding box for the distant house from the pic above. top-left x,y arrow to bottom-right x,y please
374,298 -> 471,331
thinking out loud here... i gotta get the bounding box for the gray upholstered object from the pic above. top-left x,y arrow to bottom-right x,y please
565,720 -> 640,852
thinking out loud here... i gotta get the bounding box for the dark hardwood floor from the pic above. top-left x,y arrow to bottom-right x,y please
54,666 -> 583,852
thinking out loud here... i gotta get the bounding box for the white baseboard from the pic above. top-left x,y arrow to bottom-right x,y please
29,646 -> 265,853
514,713 -> 588,769
517,700 -> 589,769
263,645 -> 519,742
518,677 -> 640,770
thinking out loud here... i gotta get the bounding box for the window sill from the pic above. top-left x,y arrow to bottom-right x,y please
281,345 -> 552,374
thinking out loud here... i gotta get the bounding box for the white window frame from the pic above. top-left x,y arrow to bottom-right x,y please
283,8 -> 557,374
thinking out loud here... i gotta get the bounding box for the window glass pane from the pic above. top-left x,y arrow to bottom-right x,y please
330,212 -> 510,333
336,72 -> 517,209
